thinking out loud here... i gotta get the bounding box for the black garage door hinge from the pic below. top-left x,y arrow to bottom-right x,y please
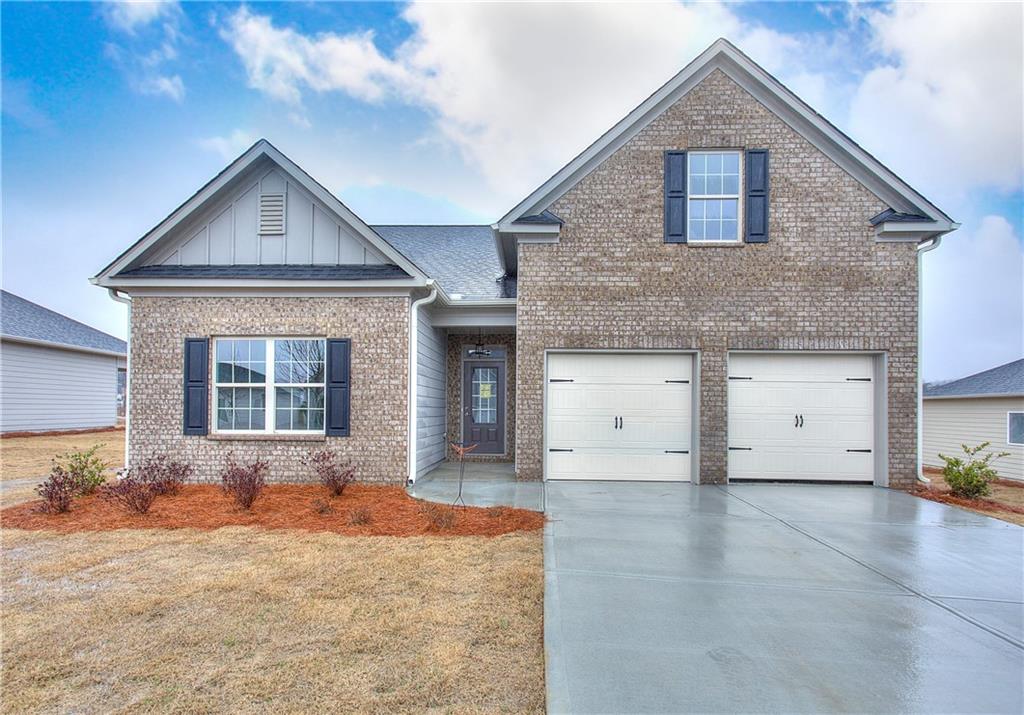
664,450 -> 689,454
549,379 -> 574,383
729,447 -> 753,451
728,376 -> 753,380
846,377 -> 872,382
664,379 -> 690,384
846,449 -> 872,453
548,448 -> 574,452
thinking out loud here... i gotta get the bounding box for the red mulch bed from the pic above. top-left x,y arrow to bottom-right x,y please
913,486 -> 1024,516
0,484 -> 545,537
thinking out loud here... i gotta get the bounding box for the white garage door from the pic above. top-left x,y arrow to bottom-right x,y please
546,352 -> 692,481
728,353 -> 875,482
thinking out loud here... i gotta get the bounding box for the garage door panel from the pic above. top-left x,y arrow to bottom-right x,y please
728,353 -> 875,483
546,353 -> 692,482
548,450 -> 690,482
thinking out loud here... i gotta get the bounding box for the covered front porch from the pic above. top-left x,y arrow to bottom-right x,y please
408,460 -> 544,512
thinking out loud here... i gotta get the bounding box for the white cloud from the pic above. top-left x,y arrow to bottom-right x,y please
103,1 -> 186,102
922,215 -> 1024,380
198,129 -> 258,160
101,0 -> 180,34
849,2 -> 1023,199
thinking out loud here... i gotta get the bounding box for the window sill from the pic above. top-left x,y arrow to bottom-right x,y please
206,433 -> 327,443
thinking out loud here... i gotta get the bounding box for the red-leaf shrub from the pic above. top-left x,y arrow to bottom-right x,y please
36,467 -> 76,513
221,456 -> 268,510
102,477 -> 157,514
303,450 -> 355,497
132,455 -> 193,495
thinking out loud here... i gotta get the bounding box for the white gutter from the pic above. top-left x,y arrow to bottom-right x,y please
916,236 -> 943,484
407,281 -> 438,485
106,289 -> 132,470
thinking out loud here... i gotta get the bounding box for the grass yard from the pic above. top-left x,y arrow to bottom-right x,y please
0,429 -> 124,481
1,527 -> 545,714
917,468 -> 1024,526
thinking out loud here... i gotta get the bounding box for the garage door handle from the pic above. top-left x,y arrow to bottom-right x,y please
799,415 -> 803,428
795,414 -> 799,427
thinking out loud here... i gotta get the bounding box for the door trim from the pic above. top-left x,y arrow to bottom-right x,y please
461,351 -> 509,458
542,349 -> 701,483
726,350 -> 888,486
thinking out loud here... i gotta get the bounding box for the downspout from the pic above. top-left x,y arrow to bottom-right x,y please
407,281 -> 438,485
916,235 -> 943,484
106,289 -> 132,470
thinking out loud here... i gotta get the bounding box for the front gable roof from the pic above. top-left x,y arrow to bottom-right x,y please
92,140 -> 428,288
496,38 -> 956,240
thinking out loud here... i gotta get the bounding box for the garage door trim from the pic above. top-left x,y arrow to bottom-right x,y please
543,349 -> 701,483
727,350 -> 888,487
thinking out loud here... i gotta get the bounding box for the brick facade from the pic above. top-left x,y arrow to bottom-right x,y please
445,333 -> 516,463
515,69 -> 919,488
129,295 -> 409,483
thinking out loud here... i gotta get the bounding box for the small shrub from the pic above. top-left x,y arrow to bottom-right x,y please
56,444 -> 108,495
312,498 -> 334,516
132,455 -> 193,495
486,506 -> 507,519
420,502 -> 457,530
102,476 -> 157,514
347,506 -> 372,526
36,467 -> 77,513
938,442 -> 1011,499
221,456 -> 268,510
303,450 -> 355,497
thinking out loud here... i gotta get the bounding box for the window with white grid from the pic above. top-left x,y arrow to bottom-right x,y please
688,150 -> 742,242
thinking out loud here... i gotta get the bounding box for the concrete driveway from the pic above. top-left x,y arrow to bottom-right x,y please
544,482 -> 1024,714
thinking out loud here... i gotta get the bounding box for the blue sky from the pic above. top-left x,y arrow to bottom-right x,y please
2,1 -> 1021,381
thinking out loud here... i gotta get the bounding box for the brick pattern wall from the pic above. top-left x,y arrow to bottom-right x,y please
516,69 -> 919,488
129,296 -> 409,483
446,334 -> 516,463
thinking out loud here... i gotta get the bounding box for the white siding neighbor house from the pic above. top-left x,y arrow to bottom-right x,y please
0,291 -> 127,433
923,359 -> 1024,481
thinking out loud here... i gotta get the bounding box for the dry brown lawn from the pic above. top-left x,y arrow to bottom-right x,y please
0,429 -> 124,481
1,527 -> 544,714
918,468 -> 1024,526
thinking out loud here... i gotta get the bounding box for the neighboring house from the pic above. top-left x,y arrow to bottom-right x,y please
91,39 -> 957,488
924,359 -> 1024,481
1,291 -> 127,433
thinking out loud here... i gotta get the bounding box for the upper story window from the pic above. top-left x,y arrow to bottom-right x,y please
688,151 -> 741,242
1009,412 -> 1024,446
214,337 -> 325,434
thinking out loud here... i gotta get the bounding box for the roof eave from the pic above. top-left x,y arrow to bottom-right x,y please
924,392 -> 1024,400
0,334 -> 126,358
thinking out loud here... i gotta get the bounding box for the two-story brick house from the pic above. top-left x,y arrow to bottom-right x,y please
92,39 -> 957,489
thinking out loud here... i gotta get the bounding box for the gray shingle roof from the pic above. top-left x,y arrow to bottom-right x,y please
924,359 -> 1024,398
372,225 -> 513,300
116,264 -> 408,280
869,208 -> 931,226
1,290 -> 126,355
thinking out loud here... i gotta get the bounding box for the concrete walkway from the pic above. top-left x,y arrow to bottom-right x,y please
407,461 -> 544,512
544,481 -> 1023,714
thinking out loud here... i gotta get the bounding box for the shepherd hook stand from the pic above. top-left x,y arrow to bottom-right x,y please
449,442 -> 478,507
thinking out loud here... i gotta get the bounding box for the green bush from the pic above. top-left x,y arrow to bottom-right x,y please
938,442 -> 1010,499
56,444 -> 109,496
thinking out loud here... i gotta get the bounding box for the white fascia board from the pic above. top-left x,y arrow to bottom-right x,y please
875,220 -> 959,242
428,305 -> 516,328
496,38 -> 953,228
0,334 -> 126,358
93,139 -> 429,283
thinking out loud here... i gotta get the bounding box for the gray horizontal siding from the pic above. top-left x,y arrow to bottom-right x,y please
1,340 -> 119,432
416,310 -> 447,477
923,396 -> 1024,481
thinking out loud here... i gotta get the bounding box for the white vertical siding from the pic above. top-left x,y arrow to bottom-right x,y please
150,166 -> 387,268
923,396 -> 1024,481
416,310 -> 447,477
0,340 -> 119,432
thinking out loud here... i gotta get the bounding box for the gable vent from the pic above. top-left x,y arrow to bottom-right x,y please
258,193 -> 286,235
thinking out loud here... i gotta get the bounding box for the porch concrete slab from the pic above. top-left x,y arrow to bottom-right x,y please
545,481 -> 1024,714
407,462 -> 544,512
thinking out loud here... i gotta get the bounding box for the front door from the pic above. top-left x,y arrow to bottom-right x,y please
462,361 -> 505,454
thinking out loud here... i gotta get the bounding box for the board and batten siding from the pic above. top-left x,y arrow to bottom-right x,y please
415,309 -> 447,477
150,165 -> 389,267
0,340 -> 120,432
923,396 -> 1024,481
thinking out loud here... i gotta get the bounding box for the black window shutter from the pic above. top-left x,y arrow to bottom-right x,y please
183,338 -> 209,435
325,338 -> 351,436
745,149 -> 769,243
664,151 -> 687,243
